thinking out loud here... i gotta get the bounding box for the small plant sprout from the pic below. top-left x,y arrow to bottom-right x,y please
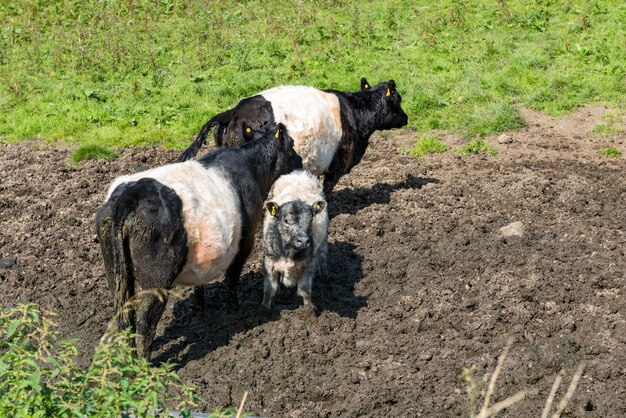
600,147 -> 621,158
592,124 -> 622,136
457,137 -> 498,157
409,136 -> 448,157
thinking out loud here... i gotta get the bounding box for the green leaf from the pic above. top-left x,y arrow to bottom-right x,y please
6,319 -> 21,340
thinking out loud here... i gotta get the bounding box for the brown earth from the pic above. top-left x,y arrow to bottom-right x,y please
1,105 -> 625,417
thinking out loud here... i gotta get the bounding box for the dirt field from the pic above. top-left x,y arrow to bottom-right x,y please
1,106 -> 625,417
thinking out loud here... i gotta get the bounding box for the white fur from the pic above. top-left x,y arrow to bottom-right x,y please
106,161 -> 241,286
260,86 -> 343,176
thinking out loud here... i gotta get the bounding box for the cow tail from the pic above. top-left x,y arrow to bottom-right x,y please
175,109 -> 233,162
110,199 -> 136,340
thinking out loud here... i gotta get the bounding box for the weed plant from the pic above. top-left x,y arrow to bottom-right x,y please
409,136 -> 448,157
457,137 -> 498,156
0,304 -> 200,417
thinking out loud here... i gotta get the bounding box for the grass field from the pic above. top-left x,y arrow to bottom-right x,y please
1,0 -> 624,150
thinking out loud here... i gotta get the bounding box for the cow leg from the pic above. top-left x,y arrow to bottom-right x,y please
262,258 -> 280,309
193,285 -> 206,310
225,231 -> 255,311
317,252 -> 329,281
136,290 -> 168,359
297,263 -> 316,310
315,239 -> 329,281
322,173 -> 341,195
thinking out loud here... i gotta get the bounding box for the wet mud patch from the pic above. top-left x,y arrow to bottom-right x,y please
1,106 -> 625,416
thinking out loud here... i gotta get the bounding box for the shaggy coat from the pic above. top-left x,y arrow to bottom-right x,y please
261,171 -> 328,310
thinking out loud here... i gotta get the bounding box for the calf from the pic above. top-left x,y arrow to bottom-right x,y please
261,171 -> 328,312
177,77 -> 408,194
96,123 -> 297,358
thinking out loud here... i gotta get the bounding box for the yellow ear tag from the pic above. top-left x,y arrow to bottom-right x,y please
386,88 -> 391,97
315,203 -> 321,212
245,127 -> 251,133
275,129 -> 280,139
270,205 -> 277,216
364,84 -> 369,89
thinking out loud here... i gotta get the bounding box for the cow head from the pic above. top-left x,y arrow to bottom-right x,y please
265,199 -> 326,258
248,122 -> 301,181
360,78 -> 409,131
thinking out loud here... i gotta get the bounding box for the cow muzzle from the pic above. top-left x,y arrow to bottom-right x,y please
293,236 -> 310,250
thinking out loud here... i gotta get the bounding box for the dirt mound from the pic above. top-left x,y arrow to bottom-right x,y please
1,105 -> 625,416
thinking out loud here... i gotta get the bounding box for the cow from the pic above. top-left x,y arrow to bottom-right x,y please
261,170 -> 328,314
176,77 -> 409,194
96,123 -> 298,358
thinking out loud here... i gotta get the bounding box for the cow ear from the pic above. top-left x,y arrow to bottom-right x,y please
274,123 -> 285,140
360,77 -> 370,90
312,200 -> 326,215
386,80 -> 396,97
266,201 -> 280,217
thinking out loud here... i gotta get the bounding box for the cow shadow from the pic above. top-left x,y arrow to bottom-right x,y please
151,241 -> 365,368
327,174 -> 439,218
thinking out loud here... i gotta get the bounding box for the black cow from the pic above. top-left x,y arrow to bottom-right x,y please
177,77 -> 408,194
96,123 -> 297,358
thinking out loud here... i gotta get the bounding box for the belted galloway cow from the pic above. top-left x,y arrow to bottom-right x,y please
177,77 -> 408,194
261,170 -> 328,313
96,123 -> 297,358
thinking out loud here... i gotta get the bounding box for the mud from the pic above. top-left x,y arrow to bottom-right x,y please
1,105 -> 625,417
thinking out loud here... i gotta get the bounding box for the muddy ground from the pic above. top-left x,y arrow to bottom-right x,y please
1,105 -> 625,417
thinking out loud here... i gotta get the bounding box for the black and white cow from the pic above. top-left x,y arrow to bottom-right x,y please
177,78 -> 408,194
261,170 -> 328,313
96,123 -> 297,358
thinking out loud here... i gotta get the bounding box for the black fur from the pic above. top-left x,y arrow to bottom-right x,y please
96,178 -> 187,355
322,79 -> 408,193
176,95 -> 273,162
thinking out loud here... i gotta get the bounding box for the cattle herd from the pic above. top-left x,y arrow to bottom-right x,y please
96,77 -> 408,358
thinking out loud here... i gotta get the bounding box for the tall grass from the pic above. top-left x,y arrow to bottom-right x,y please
1,0 -> 624,148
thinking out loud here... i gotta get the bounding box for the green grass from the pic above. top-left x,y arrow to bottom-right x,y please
592,123 -> 622,135
457,137 -> 498,156
409,136 -> 448,157
600,147 -> 621,158
69,144 -> 118,165
591,111 -> 624,136
1,1 -> 625,148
